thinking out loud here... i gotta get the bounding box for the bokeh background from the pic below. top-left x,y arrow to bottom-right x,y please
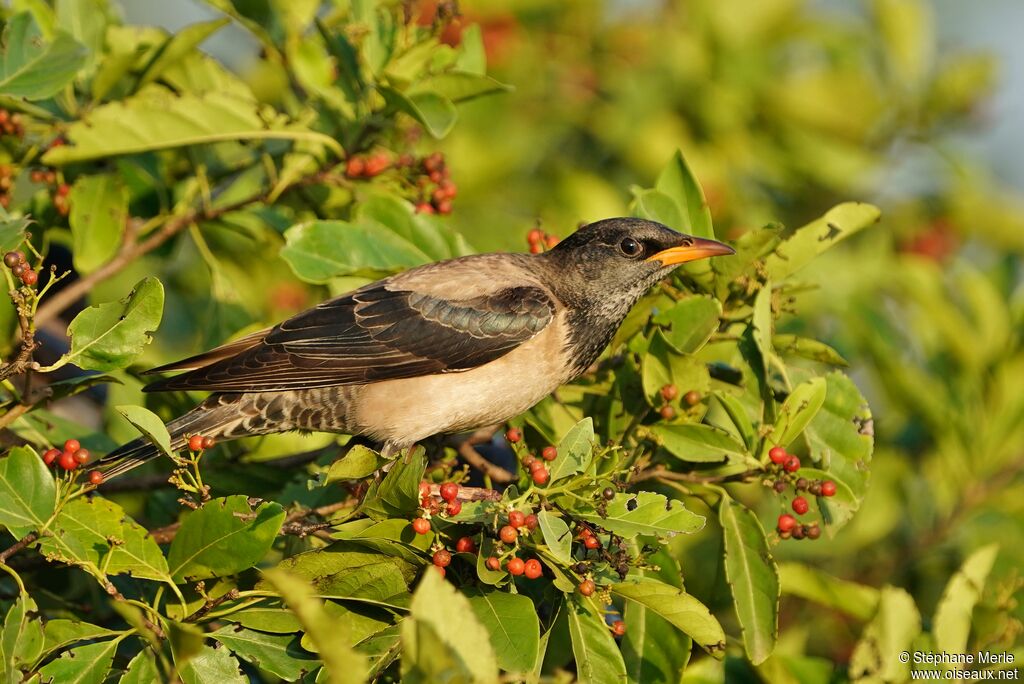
96,0 -> 1024,669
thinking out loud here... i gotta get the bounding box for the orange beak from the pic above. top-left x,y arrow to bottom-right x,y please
646,236 -> 735,266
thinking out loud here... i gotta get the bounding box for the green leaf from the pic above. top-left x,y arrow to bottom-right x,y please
652,423 -> 748,463
407,71 -> 511,103
763,203 -> 881,280
550,417 -> 594,482
225,606 -> 301,634
933,544 -> 999,659
326,445 -> 384,483
36,496 -> 171,582
803,372 -> 874,529
69,174 -> 128,274
59,277 -> 164,372
42,619 -> 118,656
630,188 -> 683,230
621,562 -> 691,684
353,194 -> 473,262
0,210 -> 30,252
764,377 -> 827,454
358,449 -> 426,522
2,593 -> 45,679
656,150 -> 714,239
567,596 -> 627,684
719,496 -> 779,664
136,19 -> 230,89
537,509 -> 572,564
41,89 -> 343,165
382,87 -> 458,138
653,295 -> 722,354
178,644 -> 247,684
577,491 -> 704,539
611,578 -> 725,655
773,334 -> 848,366
464,588 -> 539,675
641,330 -> 710,406
777,562 -> 879,621
167,495 -> 286,582
266,541 -> 414,606
849,586 -> 921,682
36,637 -> 120,684
262,569 -> 368,684
872,0 -> 934,89
281,219 -> 429,283
714,392 -> 758,450
0,446 -> 55,539
119,650 -> 160,684
404,570 -> 498,683
0,13 -> 86,99
115,405 -> 174,459
211,626 -> 319,680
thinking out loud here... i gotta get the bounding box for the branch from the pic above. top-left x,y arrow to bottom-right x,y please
632,464 -> 759,485
451,426 -> 515,484
33,163 -> 342,328
0,532 -> 37,564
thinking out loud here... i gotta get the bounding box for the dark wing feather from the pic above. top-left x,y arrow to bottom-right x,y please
143,283 -> 554,393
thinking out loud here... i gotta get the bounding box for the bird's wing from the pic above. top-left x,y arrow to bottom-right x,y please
143,283 -> 555,393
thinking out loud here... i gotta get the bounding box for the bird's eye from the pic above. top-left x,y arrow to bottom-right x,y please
619,237 -> 642,257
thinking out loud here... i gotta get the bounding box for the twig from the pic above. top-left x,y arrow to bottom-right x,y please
0,403 -> 30,431
0,532 -> 37,564
453,426 -> 514,484
631,464 -> 759,485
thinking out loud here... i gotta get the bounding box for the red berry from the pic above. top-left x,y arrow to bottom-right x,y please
188,435 -> 205,452
345,157 -> 365,178
42,448 -> 60,465
541,446 -> 557,461
545,235 -> 559,249
508,511 -> 526,528
578,579 -> 596,596
56,183 -> 70,197
529,459 -> 545,472
821,480 -> 837,497
63,439 -> 80,452
522,455 -> 536,469
20,270 -> 37,286
201,436 -> 215,450
523,558 -> 542,579
506,557 -> 525,575
412,517 -> 431,535
527,228 -> 543,245
531,466 -> 549,485
505,427 -> 522,443
485,556 -> 501,571
58,451 -> 78,471
576,526 -> 593,539
432,549 -> 452,567
524,514 -> 539,531
659,405 -> 675,420
364,154 -> 390,177
435,565 -> 446,578
784,456 -> 801,472
435,199 -> 453,215
499,525 -> 518,543
428,169 -> 444,183
455,537 -> 476,554
88,470 -> 104,485
446,499 -> 462,516
419,481 -> 430,499
415,202 -> 434,214
777,514 -> 797,533
792,497 -> 809,515
611,620 -> 626,637
72,448 -> 90,464
584,535 -> 600,550
769,446 -> 787,464
439,482 -> 459,502
529,243 -> 543,254
660,384 -> 678,401
683,390 -> 701,406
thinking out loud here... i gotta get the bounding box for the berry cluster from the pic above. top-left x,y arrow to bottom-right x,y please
3,251 -> 38,287
0,165 -> 14,209
766,445 -> 836,540
187,434 -> 216,452
345,151 -> 391,180
657,383 -> 702,421
0,109 -> 25,139
526,228 -> 560,254
41,439 -> 103,484
489,507 -> 543,578
28,168 -> 70,217
411,479 -> 465,535
503,425 -> 553,484
413,152 -> 457,215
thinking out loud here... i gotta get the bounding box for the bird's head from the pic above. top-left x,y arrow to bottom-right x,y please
540,217 -> 734,315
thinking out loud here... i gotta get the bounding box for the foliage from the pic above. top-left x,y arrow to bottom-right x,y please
0,1 -> 1019,683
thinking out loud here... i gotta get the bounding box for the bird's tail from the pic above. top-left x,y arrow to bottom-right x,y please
95,398 -> 249,481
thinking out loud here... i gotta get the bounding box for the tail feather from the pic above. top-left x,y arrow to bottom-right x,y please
95,399 -> 248,481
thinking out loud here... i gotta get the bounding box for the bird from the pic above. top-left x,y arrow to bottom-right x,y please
97,217 -> 733,480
